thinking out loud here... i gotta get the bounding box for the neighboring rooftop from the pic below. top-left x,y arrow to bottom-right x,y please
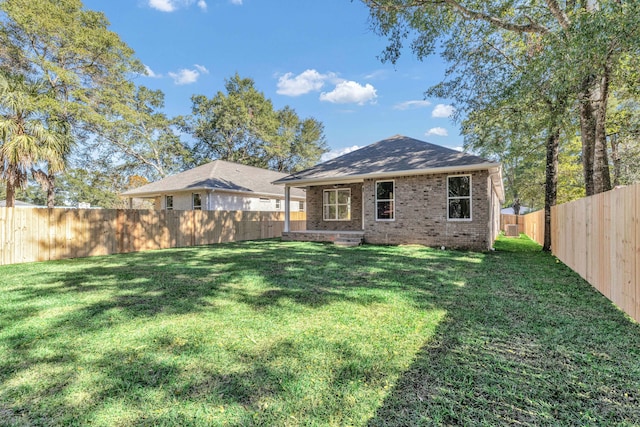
121,160 -> 306,198
0,200 -> 39,207
274,135 -> 499,186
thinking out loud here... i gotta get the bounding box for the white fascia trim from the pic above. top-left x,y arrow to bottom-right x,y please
211,188 -> 306,200
120,187 -> 306,200
276,162 -> 501,187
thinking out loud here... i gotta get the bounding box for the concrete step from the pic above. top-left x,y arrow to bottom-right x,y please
334,236 -> 363,247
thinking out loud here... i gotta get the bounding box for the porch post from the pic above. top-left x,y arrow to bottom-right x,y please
284,186 -> 291,232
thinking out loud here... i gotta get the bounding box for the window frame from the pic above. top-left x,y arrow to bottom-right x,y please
165,195 -> 173,211
323,188 -> 351,221
192,193 -> 202,210
298,200 -> 305,212
375,180 -> 395,221
447,174 -> 472,221
275,199 -> 281,210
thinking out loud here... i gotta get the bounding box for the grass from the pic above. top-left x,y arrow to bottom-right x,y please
0,235 -> 638,426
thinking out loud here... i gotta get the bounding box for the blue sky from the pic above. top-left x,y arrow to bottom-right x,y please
83,0 -> 461,160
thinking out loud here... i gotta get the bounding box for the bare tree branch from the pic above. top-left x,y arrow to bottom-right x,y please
438,0 -> 550,33
363,0 -> 552,34
544,0 -> 571,30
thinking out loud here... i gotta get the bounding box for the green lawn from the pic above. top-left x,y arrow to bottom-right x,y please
0,236 -> 638,426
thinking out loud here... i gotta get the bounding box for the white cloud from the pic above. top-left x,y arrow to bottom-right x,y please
230,0 -> 243,4
425,127 -> 449,137
276,69 -> 336,96
393,100 -> 431,110
144,65 -> 161,78
149,0 -> 175,12
194,64 -> 209,74
320,145 -> 361,162
432,104 -> 455,118
363,70 -> 388,80
168,64 -> 208,85
319,81 -> 377,105
148,0 -> 208,12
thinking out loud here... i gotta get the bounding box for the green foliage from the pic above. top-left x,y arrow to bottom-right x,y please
186,73 -> 327,172
0,0 -> 142,201
55,167 -> 125,208
269,106 -> 328,172
0,72 -> 64,206
557,137 -> 586,204
363,0 -> 640,199
88,86 -> 192,182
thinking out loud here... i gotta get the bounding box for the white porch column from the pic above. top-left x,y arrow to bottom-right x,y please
284,186 -> 291,232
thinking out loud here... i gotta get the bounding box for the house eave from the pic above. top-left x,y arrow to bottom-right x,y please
120,187 -> 306,200
274,162 -> 502,187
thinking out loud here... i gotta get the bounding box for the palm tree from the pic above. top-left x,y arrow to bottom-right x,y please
0,72 -> 63,207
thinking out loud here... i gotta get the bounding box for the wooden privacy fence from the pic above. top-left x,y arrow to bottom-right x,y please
501,186 -> 639,323
551,184 -> 639,323
500,211 -> 545,246
500,214 -> 525,235
0,208 -> 306,265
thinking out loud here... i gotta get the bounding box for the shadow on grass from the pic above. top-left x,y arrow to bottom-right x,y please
1,236 -> 639,425
368,236 -> 640,426
0,239 -> 476,425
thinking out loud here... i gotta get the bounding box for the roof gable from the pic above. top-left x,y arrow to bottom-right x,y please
121,160 -> 305,198
274,135 -> 498,185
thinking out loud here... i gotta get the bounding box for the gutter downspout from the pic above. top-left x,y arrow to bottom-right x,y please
284,186 -> 291,233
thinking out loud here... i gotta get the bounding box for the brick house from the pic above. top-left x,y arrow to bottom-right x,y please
274,135 -> 504,250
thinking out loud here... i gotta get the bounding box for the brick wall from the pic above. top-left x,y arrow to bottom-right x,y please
362,171 -> 492,250
306,183 -> 363,231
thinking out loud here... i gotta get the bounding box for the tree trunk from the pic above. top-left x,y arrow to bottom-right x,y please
33,169 -> 56,208
5,181 -> 16,208
610,133 -> 621,187
593,69 -> 612,193
579,85 -> 596,196
543,127 -> 560,252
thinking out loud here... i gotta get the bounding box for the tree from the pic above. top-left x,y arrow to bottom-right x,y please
55,167 -> 122,208
0,72 -> 63,207
269,106 -> 328,172
185,73 -> 327,171
186,74 -> 277,167
88,86 -> 192,182
362,0 -> 640,198
0,0 -> 143,203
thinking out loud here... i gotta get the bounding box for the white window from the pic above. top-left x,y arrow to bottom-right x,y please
192,193 -> 202,210
299,201 -> 305,212
165,195 -> 173,210
448,175 -> 472,220
376,180 -> 395,221
323,188 -> 350,221
275,199 -> 281,210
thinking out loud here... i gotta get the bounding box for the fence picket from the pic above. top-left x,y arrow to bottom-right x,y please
0,208 -> 306,266
504,185 -> 639,323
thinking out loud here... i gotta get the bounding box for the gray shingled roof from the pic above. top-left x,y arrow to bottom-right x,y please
274,135 -> 499,185
121,160 -> 305,198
